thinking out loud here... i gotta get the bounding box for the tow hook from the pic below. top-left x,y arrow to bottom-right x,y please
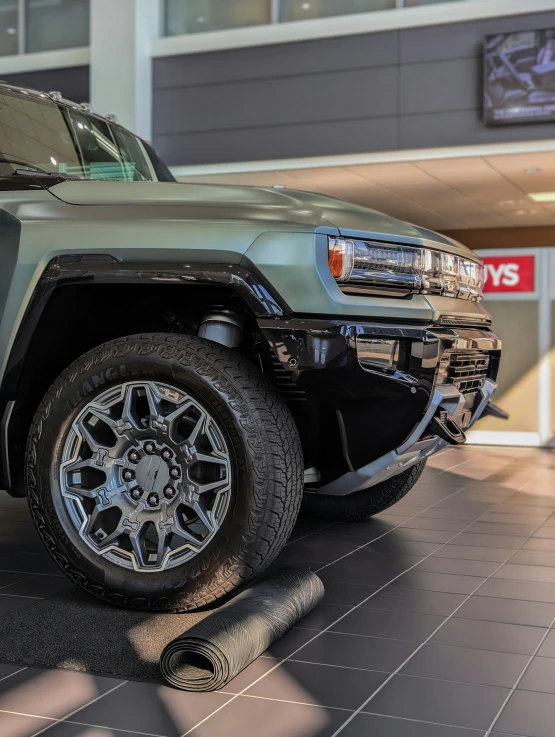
429,410 -> 466,445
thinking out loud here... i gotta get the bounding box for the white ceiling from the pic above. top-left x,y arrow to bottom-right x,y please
176,151 -> 555,231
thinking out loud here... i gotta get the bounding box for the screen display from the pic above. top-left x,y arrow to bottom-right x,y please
484,29 -> 555,125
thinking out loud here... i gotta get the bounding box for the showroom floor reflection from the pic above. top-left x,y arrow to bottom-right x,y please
0,446 -> 552,736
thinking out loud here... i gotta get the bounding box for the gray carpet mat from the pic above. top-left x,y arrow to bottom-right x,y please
0,587 -> 210,682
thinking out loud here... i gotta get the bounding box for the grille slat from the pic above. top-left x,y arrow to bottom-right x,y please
438,350 -> 490,395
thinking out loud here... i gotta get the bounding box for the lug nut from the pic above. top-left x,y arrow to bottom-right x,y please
123,469 -> 134,482
163,485 -> 175,499
144,442 -> 155,454
170,466 -> 181,479
147,493 -> 159,507
128,450 -> 140,463
131,487 -> 142,501
161,448 -> 172,461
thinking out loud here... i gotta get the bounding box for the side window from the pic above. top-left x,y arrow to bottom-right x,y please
110,127 -> 156,182
67,114 -> 135,180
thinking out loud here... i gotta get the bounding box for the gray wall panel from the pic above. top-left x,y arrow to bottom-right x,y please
154,66 -> 398,136
399,109 -> 555,149
153,10 -> 555,165
153,31 -> 399,89
400,57 -> 479,114
1,66 -> 89,103
399,11 -> 555,63
157,115 -> 399,166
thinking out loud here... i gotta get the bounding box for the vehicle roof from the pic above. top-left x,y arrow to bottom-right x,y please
0,81 -> 121,130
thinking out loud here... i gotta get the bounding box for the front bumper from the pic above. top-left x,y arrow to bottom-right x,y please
315,379 -> 496,496
259,317 -> 501,495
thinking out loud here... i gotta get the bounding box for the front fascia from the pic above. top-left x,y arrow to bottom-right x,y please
259,316 -> 501,476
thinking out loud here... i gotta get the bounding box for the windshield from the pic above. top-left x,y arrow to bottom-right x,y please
0,89 -> 175,182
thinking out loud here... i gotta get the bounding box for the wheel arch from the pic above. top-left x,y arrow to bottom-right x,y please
0,255 -> 289,496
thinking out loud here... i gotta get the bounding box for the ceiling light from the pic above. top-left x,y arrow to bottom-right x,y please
6,27 -> 16,35
524,167 -> 541,173
301,2 -> 311,9
272,184 -> 285,189
528,191 -> 555,202
50,157 -> 57,166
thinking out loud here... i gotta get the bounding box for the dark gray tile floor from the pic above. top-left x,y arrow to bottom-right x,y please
0,445 -> 553,736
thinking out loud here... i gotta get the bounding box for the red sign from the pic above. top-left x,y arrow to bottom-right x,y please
482,255 -> 535,293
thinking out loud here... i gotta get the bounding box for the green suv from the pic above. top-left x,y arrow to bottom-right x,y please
0,83 -> 501,611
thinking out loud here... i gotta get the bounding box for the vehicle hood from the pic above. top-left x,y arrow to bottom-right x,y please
49,180 -> 475,259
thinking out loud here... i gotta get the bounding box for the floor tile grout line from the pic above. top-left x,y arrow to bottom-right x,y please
29,680 -> 128,737
484,615 -> 555,734
179,474 -> 508,735
327,497 -> 552,737
216,691 -> 355,711
361,710 -> 492,732
0,593 -> 43,600
283,522 -> 335,548
0,666 -> 27,684
0,574 -> 38,593
0,708 -> 54,721
64,719 -> 170,737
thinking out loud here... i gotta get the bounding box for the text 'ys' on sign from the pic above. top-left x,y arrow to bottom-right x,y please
482,255 -> 535,294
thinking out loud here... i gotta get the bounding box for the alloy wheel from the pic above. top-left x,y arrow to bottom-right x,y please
59,381 -> 232,572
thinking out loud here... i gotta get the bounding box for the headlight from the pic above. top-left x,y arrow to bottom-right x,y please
328,237 -> 484,301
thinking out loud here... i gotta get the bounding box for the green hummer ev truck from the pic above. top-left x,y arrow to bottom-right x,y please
0,83 -> 501,611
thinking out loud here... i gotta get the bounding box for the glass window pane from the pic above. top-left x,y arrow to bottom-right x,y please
27,0 -> 90,53
0,90 -> 159,181
0,1 -> 18,57
166,0 -> 271,35
280,0 -> 395,22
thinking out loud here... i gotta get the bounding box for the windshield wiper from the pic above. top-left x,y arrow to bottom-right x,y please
0,158 -> 82,179
13,168 -> 82,179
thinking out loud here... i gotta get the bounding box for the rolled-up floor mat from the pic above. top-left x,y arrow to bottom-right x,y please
160,567 -> 324,691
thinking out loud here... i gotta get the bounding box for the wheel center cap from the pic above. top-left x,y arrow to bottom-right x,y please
135,454 -> 170,495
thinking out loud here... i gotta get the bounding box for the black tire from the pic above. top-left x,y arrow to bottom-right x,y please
26,333 -> 303,612
302,461 -> 426,523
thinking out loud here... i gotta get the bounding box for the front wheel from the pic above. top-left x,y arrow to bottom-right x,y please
26,333 -> 303,611
302,461 -> 426,522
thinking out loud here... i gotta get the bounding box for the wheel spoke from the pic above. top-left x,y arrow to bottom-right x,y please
129,526 -> 148,568
75,418 -> 102,453
194,478 -> 229,495
121,384 -> 140,429
190,498 -> 215,535
144,385 -> 163,421
87,407 -> 119,431
171,514 -> 202,548
64,457 -> 99,474
192,452 -> 227,466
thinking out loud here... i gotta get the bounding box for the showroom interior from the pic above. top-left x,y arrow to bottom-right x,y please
1,1 -> 555,736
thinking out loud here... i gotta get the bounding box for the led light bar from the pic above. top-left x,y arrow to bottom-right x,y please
328,237 -> 484,301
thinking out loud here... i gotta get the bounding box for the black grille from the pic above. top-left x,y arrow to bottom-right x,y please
438,351 -> 490,394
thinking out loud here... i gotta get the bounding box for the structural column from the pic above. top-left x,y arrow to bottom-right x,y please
89,0 -> 161,140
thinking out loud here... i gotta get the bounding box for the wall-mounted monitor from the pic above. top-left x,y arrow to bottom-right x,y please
484,29 -> 555,125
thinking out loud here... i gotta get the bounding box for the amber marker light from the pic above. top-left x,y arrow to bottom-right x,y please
328,237 -> 354,281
